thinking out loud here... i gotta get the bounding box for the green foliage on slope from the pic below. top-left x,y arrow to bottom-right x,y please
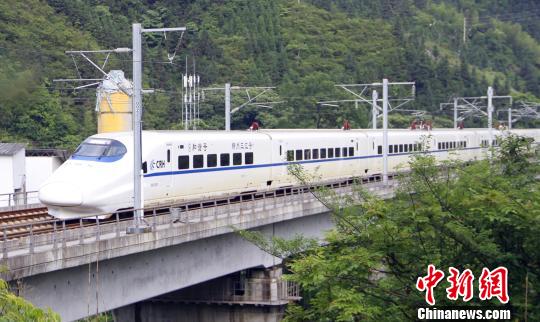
0,0 -> 539,148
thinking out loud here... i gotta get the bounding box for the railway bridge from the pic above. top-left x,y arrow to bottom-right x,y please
0,178 -> 397,321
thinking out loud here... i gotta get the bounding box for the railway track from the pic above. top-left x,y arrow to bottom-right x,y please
0,207 -> 56,240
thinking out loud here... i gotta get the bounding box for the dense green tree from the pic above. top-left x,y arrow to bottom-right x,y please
272,135 -> 539,321
0,279 -> 59,321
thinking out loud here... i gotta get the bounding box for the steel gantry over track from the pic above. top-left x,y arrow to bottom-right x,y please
505,101 -> 540,127
440,88 -> 512,130
202,84 -> 283,131
317,81 -> 418,130
318,80 -> 415,185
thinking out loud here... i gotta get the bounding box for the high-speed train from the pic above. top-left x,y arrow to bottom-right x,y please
38,128 -> 540,219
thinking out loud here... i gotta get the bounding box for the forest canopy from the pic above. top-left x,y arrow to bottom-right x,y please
0,0 -> 539,148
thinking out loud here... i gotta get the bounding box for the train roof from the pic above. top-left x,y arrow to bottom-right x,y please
92,128 -> 539,142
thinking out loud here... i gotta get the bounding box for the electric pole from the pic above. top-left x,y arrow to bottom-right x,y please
128,23 -> 186,234
225,83 -> 231,131
372,90 -> 378,129
382,79 -> 389,185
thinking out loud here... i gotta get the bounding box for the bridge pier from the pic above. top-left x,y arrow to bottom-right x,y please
113,266 -> 298,322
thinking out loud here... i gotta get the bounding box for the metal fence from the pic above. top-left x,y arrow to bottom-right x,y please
1,177 -> 398,260
0,191 -> 41,211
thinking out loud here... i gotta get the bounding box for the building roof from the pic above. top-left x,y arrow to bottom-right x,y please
26,148 -> 69,161
0,143 -> 26,156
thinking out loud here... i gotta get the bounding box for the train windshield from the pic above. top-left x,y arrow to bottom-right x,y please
73,138 -> 127,160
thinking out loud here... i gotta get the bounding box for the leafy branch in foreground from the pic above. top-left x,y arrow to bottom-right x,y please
0,278 -> 60,322
235,134 -> 539,321
233,228 -> 318,260
283,134 -> 540,321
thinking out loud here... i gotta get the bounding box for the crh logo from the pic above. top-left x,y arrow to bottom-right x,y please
150,160 -> 166,170
416,265 -> 509,305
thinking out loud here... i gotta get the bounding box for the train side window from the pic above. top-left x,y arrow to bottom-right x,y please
409,144 -> 413,151
233,153 -> 242,165
399,144 -> 403,153
279,145 -> 282,156
404,144 -> 408,152
296,150 -> 303,161
312,148 -> 319,159
178,155 -> 190,169
207,154 -> 217,167
320,148 -> 326,158
349,147 -> 354,156
304,149 -> 311,160
389,145 -> 393,154
193,155 -> 204,168
335,147 -> 341,158
452,142 -> 456,149
342,147 -> 348,157
245,152 -> 254,165
464,141 -> 467,148
438,142 -> 441,150
142,161 -> 148,174
220,153 -> 230,166
394,145 -> 398,153
167,149 -> 170,163
328,148 -> 334,158
287,150 -> 294,161
377,145 -> 382,155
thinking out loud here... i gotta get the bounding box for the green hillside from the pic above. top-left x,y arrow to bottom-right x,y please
1,0 -> 539,148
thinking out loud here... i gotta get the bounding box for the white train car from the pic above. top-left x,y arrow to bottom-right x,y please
38,128 -> 540,219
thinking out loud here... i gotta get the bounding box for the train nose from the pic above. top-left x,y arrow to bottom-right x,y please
39,182 -> 83,207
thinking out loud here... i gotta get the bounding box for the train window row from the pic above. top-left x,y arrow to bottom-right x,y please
286,147 -> 354,162
178,152 -> 253,170
377,143 -> 422,155
438,141 -> 467,150
480,139 -> 498,147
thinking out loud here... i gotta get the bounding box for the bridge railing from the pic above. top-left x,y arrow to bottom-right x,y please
0,191 -> 41,211
1,175 -> 399,260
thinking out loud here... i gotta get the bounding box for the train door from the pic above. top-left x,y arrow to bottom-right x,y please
275,139 -> 287,185
165,143 -> 173,196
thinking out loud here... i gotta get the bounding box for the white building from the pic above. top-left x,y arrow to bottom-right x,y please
0,145 -> 66,208
0,143 -> 26,207
25,149 -> 65,192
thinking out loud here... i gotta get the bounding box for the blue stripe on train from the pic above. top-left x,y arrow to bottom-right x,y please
143,147 -> 483,178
